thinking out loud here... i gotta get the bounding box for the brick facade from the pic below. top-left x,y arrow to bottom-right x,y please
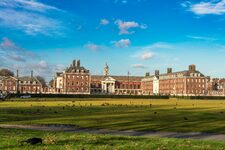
142,65 -> 207,96
62,60 -> 90,94
18,76 -> 42,94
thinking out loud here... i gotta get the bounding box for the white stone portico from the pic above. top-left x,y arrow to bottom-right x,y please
101,76 -> 116,94
153,76 -> 159,95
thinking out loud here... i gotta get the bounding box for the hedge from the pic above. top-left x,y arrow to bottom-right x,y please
7,93 -> 170,99
172,96 -> 225,100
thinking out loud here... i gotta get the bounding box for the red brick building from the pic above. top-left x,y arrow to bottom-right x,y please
18,76 -> 42,94
207,78 -> 225,96
62,60 -> 90,94
0,71 -> 42,94
142,65 -> 207,96
2,76 -> 18,93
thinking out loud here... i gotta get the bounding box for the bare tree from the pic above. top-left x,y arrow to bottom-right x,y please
36,76 -> 47,87
49,79 -> 54,87
0,69 -> 14,77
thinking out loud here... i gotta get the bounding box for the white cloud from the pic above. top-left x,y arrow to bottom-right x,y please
0,37 -> 37,62
0,0 -> 64,35
147,42 -> 173,49
131,64 -> 146,69
131,42 -> 171,61
85,42 -> 102,51
139,51 -> 154,60
187,35 -> 216,41
114,0 -> 128,4
100,19 -> 110,25
114,19 -> 147,35
113,39 -> 131,48
0,0 -> 59,12
182,0 -> 225,15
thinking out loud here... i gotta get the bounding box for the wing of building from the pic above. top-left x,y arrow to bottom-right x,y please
141,65 -> 208,96
91,75 -> 143,95
0,71 -> 42,94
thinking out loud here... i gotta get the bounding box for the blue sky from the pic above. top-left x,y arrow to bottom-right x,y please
0,0 -> 225,80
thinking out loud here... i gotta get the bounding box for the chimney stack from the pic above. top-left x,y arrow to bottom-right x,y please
31,70 -> 33,78
155,70 -> 159,76
167,68 -> 172,74
73,60 -> 76,67
145,72 -> 150,77
16,70 -> 19,78
189,64 -> 196,72
77,60 -> 80,67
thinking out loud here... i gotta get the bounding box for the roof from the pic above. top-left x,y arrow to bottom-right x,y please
3,76 -> 18,81
142,70 -> 205,81
17,76 -> 41,84
91,75 -> 143,82
0,76 -> 5,80
56,72 -> 63,77
65,66 -> 89,73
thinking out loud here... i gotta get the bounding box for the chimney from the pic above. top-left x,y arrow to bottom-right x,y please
16,70 -> 19,78
73,60 -> 76,67
189,64 -> 196,72
145,72 -> 150,77
155,70 -> 159,76
167,68 -> 172,74
31,70 -> 33,78
77,60 -> 80,67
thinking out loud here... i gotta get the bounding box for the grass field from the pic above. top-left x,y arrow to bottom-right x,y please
1,128 -> 225,150
1,98 -> 225,133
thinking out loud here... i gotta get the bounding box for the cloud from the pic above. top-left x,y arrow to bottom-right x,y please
187,35 -> 217,41
85,42 -> 102,51
112,39 -> 131,48
147,42 -> 173,49
100,19 -> 110,25
0,0 -> 64,35
131,64 -> 147,69
131,42 -> 171,61
0,0 -> 60,12
8,54 -> 26,62
139,51 -> 155,60
0,37 -> 37,63
0,37 -> 15,47
114,19 -> 147,35
114,0 -> 128,4
182,0 -> 225,15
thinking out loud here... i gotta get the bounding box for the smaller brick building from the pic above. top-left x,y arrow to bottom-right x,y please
2,76 -> 18,93
18,76 -> 42,94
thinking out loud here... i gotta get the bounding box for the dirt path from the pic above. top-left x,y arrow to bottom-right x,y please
1,124 -> 225,141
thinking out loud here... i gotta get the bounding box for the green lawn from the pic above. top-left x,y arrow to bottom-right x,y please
1,128 -> 225,150
1,98 -> 225,133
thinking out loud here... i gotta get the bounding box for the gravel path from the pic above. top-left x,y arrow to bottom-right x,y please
1,124 -> 225,141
